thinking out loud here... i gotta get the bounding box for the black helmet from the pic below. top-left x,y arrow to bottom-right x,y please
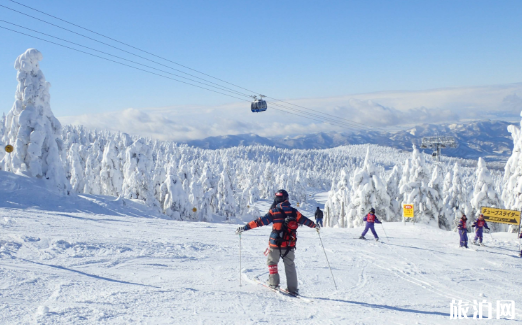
370,208 -> 375,213
274,189 -> 289,203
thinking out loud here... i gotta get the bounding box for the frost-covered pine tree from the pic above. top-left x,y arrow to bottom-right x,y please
444,163 -> 470,229
0,49 -> 70,194
83,139 -> 103,194
67,143 -> 86,192
260,162 -> 276,199
122,138 -> 160,210
324,169 -> 350,227
346,147 -> 391,227
471,158 -> 503,229
100,140 -> 124,197
427,164 -> 445,229
217,165 -> 236,220
198,164 -> 215,222
386,165 -> 402,219
399,145 -> 438,226
502,117 -> 522,213
160,164 -> 192,220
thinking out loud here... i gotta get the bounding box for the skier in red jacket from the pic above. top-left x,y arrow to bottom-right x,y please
472,214 -> 490,246
359,208 -> 381,241
235,189 -> 317,295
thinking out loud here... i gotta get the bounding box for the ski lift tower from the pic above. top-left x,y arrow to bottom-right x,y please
420,136 -> 458,162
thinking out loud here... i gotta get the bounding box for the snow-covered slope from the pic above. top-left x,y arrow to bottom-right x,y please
186,120 -> 514,162
1,172 -> 521,324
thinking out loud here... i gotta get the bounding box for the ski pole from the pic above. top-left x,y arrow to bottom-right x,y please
239,233 -> 242,287
380,223 -> 389,241
316,228 -> 338,290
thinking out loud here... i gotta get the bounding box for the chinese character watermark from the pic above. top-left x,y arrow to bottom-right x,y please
450,299 -> 515,319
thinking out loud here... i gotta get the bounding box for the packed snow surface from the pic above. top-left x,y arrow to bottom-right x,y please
1,171 -> 521,324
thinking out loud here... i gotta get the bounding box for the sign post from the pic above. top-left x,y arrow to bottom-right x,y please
480,207 -> 520,226
481,207 -> 521,255
403,204 -> 414,224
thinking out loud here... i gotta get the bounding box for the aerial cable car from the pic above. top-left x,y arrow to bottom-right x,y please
250,95 -> 267,113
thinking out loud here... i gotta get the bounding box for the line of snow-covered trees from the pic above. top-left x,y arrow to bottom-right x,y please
1,49 -> 521,232
324,145 -> 508,231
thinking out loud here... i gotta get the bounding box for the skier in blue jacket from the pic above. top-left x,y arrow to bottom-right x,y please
359,208 -> 381,241
457,214 -> 469,248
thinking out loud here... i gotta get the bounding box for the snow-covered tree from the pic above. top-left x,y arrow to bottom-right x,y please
83,139 -> 103,194
100,140 -> 124,197
324,169 -> 350,227
198,164 -> 216,222
67,143 -> 86,193
386,165 -> 402,218
399,145 -> 438,226
444,163 -> 470,229
122,138 -> 160,210
471,158 -> 503,230
427,164 -> 444,229
216,166 -> 236,220
160,164 -> 192,220
0,49 -> 70,194
503,120 -> 522,212
346,148 -> 392,227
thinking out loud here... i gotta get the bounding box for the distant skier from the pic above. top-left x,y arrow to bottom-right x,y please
235,189 -> 317,296
359,208 -> 381,241
472,214 -> 490,246
457,214 -> 469,248
315,207 -> 324,227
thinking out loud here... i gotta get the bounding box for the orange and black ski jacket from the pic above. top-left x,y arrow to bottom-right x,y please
243,201 -> 316,248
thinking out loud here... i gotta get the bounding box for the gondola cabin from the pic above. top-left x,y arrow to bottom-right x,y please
251,95 -> 267,113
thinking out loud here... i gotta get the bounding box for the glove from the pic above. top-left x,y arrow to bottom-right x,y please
471,225 -> 475,227
236,226 -> 245,235
485,228 -> 490,233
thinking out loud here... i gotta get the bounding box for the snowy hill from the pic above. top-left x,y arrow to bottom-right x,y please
186,120 -> 514,162
1,171 -> 521,324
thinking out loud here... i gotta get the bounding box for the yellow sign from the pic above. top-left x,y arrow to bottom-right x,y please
403,204 -> 414,218
481,207 -> 520,225
192,207 -> 197,213
4,145 -> 13,153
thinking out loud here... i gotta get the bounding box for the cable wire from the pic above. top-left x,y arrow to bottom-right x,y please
0,3 -> 255,99
3,0 -> 391,132
0,25 -> 367,132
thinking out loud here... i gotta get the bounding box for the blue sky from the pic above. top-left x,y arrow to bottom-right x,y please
1,0 -> 522,139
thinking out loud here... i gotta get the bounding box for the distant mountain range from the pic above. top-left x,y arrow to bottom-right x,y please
185,120 -> 516,162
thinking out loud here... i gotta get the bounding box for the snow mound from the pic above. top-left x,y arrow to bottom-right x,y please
0,170 -> 166,219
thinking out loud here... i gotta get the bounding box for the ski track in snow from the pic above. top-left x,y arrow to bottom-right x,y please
1,179 -> 522,324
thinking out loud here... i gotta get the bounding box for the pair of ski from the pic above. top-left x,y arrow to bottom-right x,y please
355,237 -> 382,243
253,275 -> 313,302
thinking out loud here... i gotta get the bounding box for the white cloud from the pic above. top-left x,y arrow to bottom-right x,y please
58,83 -> 522,141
